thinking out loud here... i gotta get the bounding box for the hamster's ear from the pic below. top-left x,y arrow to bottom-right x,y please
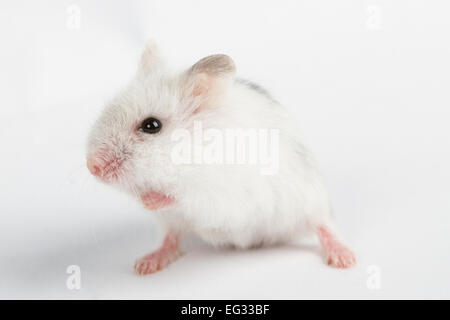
183,54 -> 236,113
139,40 -> 163,73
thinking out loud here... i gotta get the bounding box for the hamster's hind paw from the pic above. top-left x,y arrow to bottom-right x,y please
317,226 -> 356,269
134,232 -> 180,275
325,243 -> 356,268
134,250 -> 180,275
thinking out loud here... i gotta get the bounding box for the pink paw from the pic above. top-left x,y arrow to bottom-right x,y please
141,191 -> 174,211
317,225 -> 356,269
135,256 -> 159,275
134,232 -> 180,275
134,251 -> 179,275
325,243 -> 356,268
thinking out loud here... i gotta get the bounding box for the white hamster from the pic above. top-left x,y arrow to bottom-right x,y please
87,41 -> 356,275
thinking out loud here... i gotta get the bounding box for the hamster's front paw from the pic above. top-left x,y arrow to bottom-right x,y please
141,191 -> 174,211
134,232 -> 180,275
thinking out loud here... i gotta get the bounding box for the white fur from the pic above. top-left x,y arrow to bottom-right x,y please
87,43 -> 335,249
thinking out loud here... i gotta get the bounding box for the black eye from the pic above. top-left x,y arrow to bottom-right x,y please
140,117 -> 162,134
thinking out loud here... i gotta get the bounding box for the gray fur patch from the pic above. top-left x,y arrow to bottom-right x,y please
235,78 -> 278,103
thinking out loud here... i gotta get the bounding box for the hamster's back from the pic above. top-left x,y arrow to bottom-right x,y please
173,79 -> 331,248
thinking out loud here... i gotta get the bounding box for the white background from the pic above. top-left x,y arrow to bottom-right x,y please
0,0 -> 449,299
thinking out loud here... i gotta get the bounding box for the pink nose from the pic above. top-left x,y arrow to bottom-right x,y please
87,157 -> 102,177
87,153 -> 123,181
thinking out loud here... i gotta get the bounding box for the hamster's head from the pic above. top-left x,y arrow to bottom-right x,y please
86,41 -> 235,209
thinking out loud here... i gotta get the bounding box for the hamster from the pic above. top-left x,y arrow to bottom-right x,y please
86,41 -> 356,275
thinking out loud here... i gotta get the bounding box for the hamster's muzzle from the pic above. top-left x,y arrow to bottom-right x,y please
86,153 -> 124,182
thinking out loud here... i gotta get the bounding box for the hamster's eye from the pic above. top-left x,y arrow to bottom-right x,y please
139,117 -> 162,134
